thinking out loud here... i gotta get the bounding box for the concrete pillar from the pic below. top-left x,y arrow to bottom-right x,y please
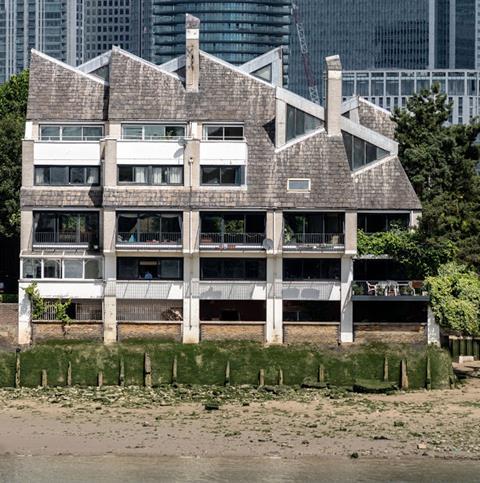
18,285 -> 32,345
340,256 -> 354,343
325,55 -> 343,137
103,293 -> 117,345
275,99 -> 287,147
183,254 -> 200,343
266,255 -> 283,344
344,210 -> 357,255
427,306 -> 440,346
103,209 -> 116,254
103,138 -> 117,187
266,210 -> 283,254
185,14 -> 200,92
102,207 -> 117,344
22,140 -> 34,188
20,210 -> 33,252
184,139 -> 200,188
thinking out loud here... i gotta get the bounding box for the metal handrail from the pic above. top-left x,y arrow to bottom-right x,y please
353,280 -> 426,296
200,232 -> 264,245
283,232 -> 345,245
117,232 -> 182,244
33,231 -> 97,244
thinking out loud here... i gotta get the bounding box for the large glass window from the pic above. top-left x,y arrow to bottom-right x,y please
200,258 -> 266,281
118,165 -> 183,185
116,212 -> 182,244
39,125 -> 103,141
342,132 -> 390,170
122,124 -> 185,140
33,212 -> 99,245
34,166 -> 100,186
203,125 -> 244,140
22,258 -> 102,280
358,213 -> 410,233
283,259 -> 341,281
200,212 -> 265,244
117,257 -> 183,280
286,105 -> 321,142
201,166 -> 242,185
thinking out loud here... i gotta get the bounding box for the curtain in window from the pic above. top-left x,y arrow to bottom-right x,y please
169,167 -> 182,184
152,167 -> 163,184
134,167 -> 147,183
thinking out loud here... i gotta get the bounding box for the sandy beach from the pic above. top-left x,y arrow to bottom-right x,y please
1,380 -> 480,460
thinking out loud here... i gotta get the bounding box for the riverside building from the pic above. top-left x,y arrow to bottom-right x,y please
18,15 -> 436,346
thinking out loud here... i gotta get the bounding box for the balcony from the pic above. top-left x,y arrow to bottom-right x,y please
200,232 -> 264,250
115,280 -> 184,300
33,231 -> 98,248
116,231 -> 182,249
352,280 -> 429,301
34,141 -> 101,165
282,281 -> 341,301
283,233 -> 345,251
197,281 -> 267,300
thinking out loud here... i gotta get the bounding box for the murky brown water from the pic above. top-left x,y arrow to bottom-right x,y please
0,456 -> 479,482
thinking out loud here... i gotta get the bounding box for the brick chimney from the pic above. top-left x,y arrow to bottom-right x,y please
185,14 -> 200,92
325,55 -> 342,136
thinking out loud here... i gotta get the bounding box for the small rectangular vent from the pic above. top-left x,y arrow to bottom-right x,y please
287,178 -> 311,191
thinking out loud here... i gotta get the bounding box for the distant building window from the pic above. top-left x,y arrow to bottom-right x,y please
342,132 -> 390,170
34,166 -> 100,186
39,125 -> 103,141
287,178 -> 310,191
122,124 -> 185,140
118,165 -> 183,185
203,124 -> 244,140
286,105 -> 321,142
201,166 -> 243,185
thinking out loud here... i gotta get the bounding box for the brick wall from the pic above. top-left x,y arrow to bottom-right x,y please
0,303 -> 18,348
283,323 -> 339,346
200,323 -> 264,342
118,322 -> 182,342
354,323 -> 427,344
32,321 -> 103,342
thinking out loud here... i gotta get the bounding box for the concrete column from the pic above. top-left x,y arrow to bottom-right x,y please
266,210 -> 284,254
184,139 -> 200,188
103,293 -> 117,345
266,255 -> 283,344
18,284 -> 32,345
103,209 -> 116,254
427,306 -> 440,346
325,55 -> 343,137
185,14 -> 200,92
102,208 -> 117,344
183,254 -> 200,343
22,140 -> 34,188
340,256 -> 354,343
20,210 -> 33,252
275,99 -> 287,147
344,210 -> 357,255
103,138 -> 117,187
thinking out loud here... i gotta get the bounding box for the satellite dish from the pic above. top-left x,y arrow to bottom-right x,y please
262,238 -> 274,250
178,137 -> 188,147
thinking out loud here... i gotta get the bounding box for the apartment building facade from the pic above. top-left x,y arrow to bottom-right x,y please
18,15 -> 434,346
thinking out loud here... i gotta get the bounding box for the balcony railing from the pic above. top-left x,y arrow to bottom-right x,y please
117,232 -> 182,246
197,281 -> 267,300
283,233 -> 345,249
352,280 -> 428,298
33,231 -> 97,245
200,232 -> 264,248
282,281 -> 341,301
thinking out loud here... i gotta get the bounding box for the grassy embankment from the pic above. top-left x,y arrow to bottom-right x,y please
0,340 -> 453,389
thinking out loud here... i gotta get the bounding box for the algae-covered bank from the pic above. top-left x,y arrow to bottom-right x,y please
0,341 -> 452,389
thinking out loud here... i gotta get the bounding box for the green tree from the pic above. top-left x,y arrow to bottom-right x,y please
393,84 -> 480,267
426,262 -> 480,335
0,70 -> 29,237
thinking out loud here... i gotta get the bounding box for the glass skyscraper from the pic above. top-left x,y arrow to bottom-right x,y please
151,1 -> 291,68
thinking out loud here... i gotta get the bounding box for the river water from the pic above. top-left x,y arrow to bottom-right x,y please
0,456 -> 479,482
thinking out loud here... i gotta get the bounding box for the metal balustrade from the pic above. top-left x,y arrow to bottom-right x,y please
352,280 -> 428,297
115,280 -> 184,299
283,232 -> 345,248
117,232 -> 182,245
33,231 -> 97,244
281,281 -> 341,301
197,281 -> 267,300
200,232 -> 264,246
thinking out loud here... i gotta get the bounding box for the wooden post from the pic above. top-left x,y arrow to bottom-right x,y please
144,353 -> 152,388
97,371 -> 103,388
14,351 -> 21,388
400,359 -> 409,390
426,356 -> 432,390
277,368 -> 284,386
258,369 -> 265,387
318,364 -> 325,383
172,355 -> 178,384
67,361 -> 72,387
119,358 -> 125,387
383,356 -> 389,382
41,369 -> 48,388
224,361 -> 230,386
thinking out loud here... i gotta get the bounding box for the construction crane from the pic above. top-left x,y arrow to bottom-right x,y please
291,2 -> 320,104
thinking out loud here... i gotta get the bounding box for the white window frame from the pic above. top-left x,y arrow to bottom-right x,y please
39,124 -> 104,142
121,123 -> 187,141
21,257 -> 103,281
202,124 -> 245,141
287,178 -> 311,192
